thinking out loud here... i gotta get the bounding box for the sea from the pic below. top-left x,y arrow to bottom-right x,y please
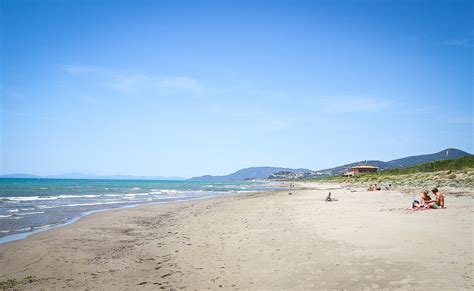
0,178 -> 277,243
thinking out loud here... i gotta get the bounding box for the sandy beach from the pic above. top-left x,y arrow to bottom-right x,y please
0,183 -> 472,290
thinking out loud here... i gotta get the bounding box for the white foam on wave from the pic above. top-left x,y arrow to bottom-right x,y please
0,216 -> 23,220
7,209 -> 19,213
36,205 -> 56,209
14,227 -> 32,232
160,189 -> 178,194
57,194 -> 98,199
125,193 -> 149,197
0,215 -> 13,218
4,196 -> 59,202
33,224 -> 53,230
17,211 -> 45,216
64,201 -> 123,207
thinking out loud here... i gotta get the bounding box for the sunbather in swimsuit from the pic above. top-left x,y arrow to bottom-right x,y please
429,188 -> 445,209
412,190 -> 432,209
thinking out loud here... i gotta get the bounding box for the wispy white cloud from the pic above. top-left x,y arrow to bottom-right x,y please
446,116 -> 473,125
320,96 -> 392,113
208,104 -> 292,132
108,74 -> 202,95
236,80 -> 289,99
160,76 -> 201,92
1,109 -> 69,122
437,37 -> 473,48
60,64 -> 203,96
417,35 -> 474,48
60,64 -> 101,74
0,88 -> 27,101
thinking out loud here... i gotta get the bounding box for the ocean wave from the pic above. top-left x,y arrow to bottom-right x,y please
0,216 -> 23,220
0,215 -> 13,218
33,224 -> 54,230
160,189 -> 179,194
125,193 -> 149,197
36,205 -> 57,209
63,201 -> 123,207
57,194 -> 98,199
1,194 -> 101,202
17,211 -> 45,216
150,189 -> 206,195
14,227 -> 32,232
7,209 -> 19,213
2,196 -> 59,202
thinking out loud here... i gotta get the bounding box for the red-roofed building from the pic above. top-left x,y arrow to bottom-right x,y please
344,165 -> 378,176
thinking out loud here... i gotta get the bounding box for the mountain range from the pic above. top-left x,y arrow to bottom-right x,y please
308,148 -> 471,177
0,173 -> 185,180
190,148 -> 472,181
189,167 -> 311,181
1,148 -> 471,181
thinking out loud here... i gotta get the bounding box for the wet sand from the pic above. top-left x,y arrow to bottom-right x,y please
0,183 -> 472,290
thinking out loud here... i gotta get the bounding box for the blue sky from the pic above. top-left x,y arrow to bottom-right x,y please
1,0 -> 472,177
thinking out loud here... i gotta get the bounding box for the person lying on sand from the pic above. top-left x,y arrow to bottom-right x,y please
428,188 -> 445,209
368,184 -> 381,191
412,190 -> 432,209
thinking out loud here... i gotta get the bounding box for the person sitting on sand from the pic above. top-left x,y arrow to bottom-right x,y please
412,190 -> 432,209
368,184 -> 381,191
325,192 -> 338,202
428,188 -> 445,209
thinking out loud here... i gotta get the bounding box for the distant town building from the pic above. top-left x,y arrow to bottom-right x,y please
344,165 -> 378,176
268,171 -> 305,180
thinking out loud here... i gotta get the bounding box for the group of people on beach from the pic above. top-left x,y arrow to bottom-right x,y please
412,188 -> 445,209
368,184 -> 381,191
368,183 -> 392,191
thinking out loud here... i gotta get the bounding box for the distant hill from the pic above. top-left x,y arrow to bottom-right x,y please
309,148 -> 472,178
386,148 -> 470,168
308,160 -> 389,177
0,173 -> 41,179
318,156 -> 474,188
0,172 -> 185,180
3,148 -> 470,181
190,167 -> 311,181
45,173 -> 185,180
385,155 -> 474,174
191,148 -> 471,181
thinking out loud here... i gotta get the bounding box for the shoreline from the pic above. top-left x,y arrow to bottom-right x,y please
0,183 -> 472,289
0,189 -> 272,245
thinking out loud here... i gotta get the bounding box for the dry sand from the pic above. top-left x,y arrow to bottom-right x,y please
0,183 -> 472,290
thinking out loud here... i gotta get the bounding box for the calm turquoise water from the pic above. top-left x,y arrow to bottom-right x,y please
0,179 -> 276,242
